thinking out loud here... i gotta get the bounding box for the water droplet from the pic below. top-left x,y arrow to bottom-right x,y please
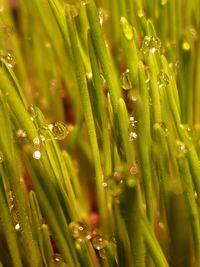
120,69 -> 132,90
82,0 -> 88,6
92,235 -> 106,251
103,163 -> 138,201
157,71 -> 169,89
120,17 -> 134,41
52,254 -> 68,266
175,140 -> 188,158
0,151 -> 4,163
33,137 -> 40,147
15,223 -> 20,231
41,122 -> 69,140
69,221 -> 91,242
86,72 -> 93,79
161,0 -> 168,5
33,150 -> 41,160
98,8 -> 108,25
28,105 -> 39,121
141,36 -> 161,54
16,129 -> 27,138
129,116 -> 138,141
0,52 -> 16,68
157,122 -> 169,136
179,124 -> 193,141
182,41 -> 190,51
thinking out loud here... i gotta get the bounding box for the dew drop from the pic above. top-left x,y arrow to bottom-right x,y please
15,223 -> 20,231
45,122 -> 69,140
69,221 -> 90,242
92,235 -> 106,251
86,72 -> 93,79
33,150 -> 41,160
82,0 -> 88,6
175,140 -> 188,158
157,122 -> 169,136
0,151 -> 4,163
27,104 -> 39,121
16,129 -> 27,138
129,131 -> 138,141
141,36 -> 161,54
120,17 -> 134,41
120,69 -> 132,90
157,71 -> 169,89
129,116 -> 138,141
52,254 -> 68,266
33,137 -> 40,147
179,124 -> 193,141
0,52 -> 16,68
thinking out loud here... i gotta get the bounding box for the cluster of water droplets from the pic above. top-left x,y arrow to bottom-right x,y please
141,36 -> 161,54
69,221 -> 91,243
129,116 -> 138,141
103,163 -> 138,203
0,51 -> 16,68
157,71 -> 169,89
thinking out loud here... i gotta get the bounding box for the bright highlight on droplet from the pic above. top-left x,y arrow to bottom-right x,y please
182,41 -> 190,51
15,223 -> 20,231
33,150 -> 41,160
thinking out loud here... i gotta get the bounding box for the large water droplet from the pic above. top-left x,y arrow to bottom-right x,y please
157,71 -> 169,89
40,122 -> 69,140
33,150 -> 41,160
28,105 -> 39,121
120,17 -> 134,41
120,69 -> 132,90
69,221 -> 91,242
92,235 -> 106,251
141,36 -> 161,54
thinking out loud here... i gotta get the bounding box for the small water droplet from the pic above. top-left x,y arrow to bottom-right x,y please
92,235 -> 106,251
157,122 -> 169,135
33,150 -> 41,160
103,163 -> 138,201
0,52 -> 16,68
157,71 -> 169,89
0,151 -> 4,163
175,140 -> 188,158
52,254 -> 68,266
182,41 -> 190,51
28,105 -> 39,121
82,0 -> 88,6
86,72 -> 93,79
120,69 -> 132,90
120,17 -> 134,41
98,8 -> 108,25
141,36 -> 161,54
16,129 -> 27,138
69,221 -> 91,242
179,124 -> 193,141
33,137 -> 40,147
15,223 -> 20,231
129,116 -> 138,141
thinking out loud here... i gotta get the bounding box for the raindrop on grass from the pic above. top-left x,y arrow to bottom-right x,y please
129,116 -> 138,141
69,221 -> 91,242
0,52 -> 16,68
40,122 -> 69,140
98,8 -> 108,25
92,235 -> 106,251
157,71 -> 169,89
175,140 -> 188,158
141,36 -> 161,54
157,122 -> 169,136
15,223 -> 20,231
120,17 -> 134,41
33,150 -> 41,160
28,104 -> 39,121
120,69 -> 132,90
33,137 -> 40,147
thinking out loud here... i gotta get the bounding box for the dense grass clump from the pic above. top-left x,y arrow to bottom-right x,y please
0,0 -> 200,266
